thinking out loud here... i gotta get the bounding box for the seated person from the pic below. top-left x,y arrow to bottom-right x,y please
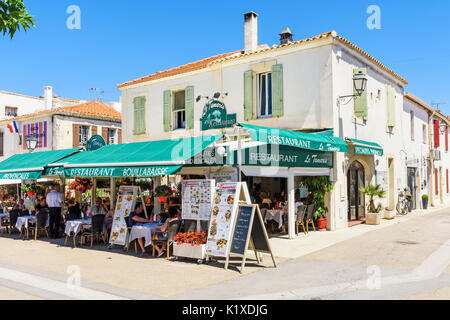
35,199 -> 49,215
66,199 -> 81,220
152,208 -> 179,258
13,199 -> 26,212
128,203 -> 152,256
91,197 -> 107,216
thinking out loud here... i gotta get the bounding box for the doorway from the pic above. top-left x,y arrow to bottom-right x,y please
407,167 -> 417,210
347,161 -> 366,221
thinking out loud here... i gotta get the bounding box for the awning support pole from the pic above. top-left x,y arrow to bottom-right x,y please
288,170 -> 296,239
110,177 -> 116,210
237,127 -> 242,182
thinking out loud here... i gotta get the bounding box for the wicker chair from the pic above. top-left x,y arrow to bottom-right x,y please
305,204 -> 316,233
152,219 -> 181,259
81,215 -> 106,247
8,210 -> 19,234
295,205 -> 308,235
34,209 -> 49,240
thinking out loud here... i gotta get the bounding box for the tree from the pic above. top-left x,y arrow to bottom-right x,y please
0,0 -> 34,39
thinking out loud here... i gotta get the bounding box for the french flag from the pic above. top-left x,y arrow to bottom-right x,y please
7,124 -> 13,133
13,121 -> 19,133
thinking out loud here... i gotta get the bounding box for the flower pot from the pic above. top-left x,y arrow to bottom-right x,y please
173,243 -> 206,260
366,212 -> 381,225
422,198 -> 428,210
317,218 -> 327,230
384,209 -> 396,220
157,196 -> 168,203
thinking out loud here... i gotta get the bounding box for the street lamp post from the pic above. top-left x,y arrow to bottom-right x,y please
25,135 -> 38,152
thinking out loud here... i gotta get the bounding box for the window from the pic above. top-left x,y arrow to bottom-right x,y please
423,124 -> 427,144
410,111 -> 414,141
107,128 -> 115,145
257,72 -> 272,118
172,90 -> 185,130
5,106 -> 18,117
79,126 -> 90,146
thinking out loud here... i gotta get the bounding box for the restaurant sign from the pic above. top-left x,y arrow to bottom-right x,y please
87,135 -> 106,151
239,144 -> 333,168
64,165 -> 182,178
0,171 -> 42,180
354,145 -> 383,156
200,100 -> 236,131
43,167 -> 65,176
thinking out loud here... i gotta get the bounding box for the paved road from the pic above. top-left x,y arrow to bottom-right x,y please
0,207 -> 448,300
172,207 -> 450,300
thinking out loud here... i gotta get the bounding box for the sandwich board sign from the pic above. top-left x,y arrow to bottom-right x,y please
228,204 -> 277,273
205,182 -> 251,258
181,180 -> 215,221
109,186 -> 147,247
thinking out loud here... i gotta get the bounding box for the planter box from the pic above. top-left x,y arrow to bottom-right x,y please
383,210 -> 396,220
173,243 -> 206,260
366,212 -> 381,225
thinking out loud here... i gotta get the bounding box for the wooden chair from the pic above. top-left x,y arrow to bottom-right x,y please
81,215 -> 107,247
152,219 -> 181,259
295,205 -> 308,235
305,204 -> 316,233
125,215 -> 139,254
8,210 -> 19,234
34,209 -> 49,240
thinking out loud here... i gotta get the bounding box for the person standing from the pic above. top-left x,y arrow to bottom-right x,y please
46,184 -> 63,238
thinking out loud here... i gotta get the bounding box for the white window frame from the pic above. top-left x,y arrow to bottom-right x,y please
172,90 -> 186,130
107,128 -> 116,145
5,106 -> 18,117
256,72 -> 272,118
79,125 -> 90,146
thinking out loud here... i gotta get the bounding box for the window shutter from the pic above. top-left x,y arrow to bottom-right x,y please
133,97 -> 146,135
92,126 -> 97,136
354,68 -> 368,120
118,129 -> 122,144
185,86 -> 194,130
434,120 -> 440,148
244,71 -> 254,121
386,85 -> 396,127
435,168 -> 439,196
271,64 -> 284,118
445,127 -> 448,151
102,127 -> 108,142
73,124 -> 79,148
163,90 -> 171,132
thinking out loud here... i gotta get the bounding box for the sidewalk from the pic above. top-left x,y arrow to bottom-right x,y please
268,204 -> 449,260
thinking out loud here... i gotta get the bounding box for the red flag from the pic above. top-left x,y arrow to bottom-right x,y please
7,124 -> 13,133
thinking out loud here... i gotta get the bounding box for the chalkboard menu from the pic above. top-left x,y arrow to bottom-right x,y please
230,205 -> 254,255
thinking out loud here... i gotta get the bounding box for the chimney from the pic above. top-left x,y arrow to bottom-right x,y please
279,27 -> 293,45
244,12 -> 258,53
44,86 -> 53,110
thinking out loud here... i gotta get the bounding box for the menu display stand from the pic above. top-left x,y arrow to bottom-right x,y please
181,180 -> 215,232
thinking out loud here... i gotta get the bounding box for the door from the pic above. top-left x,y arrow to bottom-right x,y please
407,167 -> 417,210
347,161 -> 366,221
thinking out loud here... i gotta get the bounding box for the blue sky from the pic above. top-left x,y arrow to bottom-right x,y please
1,0 -> 449,115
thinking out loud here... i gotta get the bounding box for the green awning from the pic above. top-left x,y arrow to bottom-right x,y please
62,135 -> 223,178
238,123 -> 348,153
0,148 -> 82,180
347,138 -> 384,156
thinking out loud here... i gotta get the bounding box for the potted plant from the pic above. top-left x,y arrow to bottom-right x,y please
68,178 -> 93,194
359,184 -> 386,225
299,176 -> 333,231
20,183 -> 43,196
422,194 -> 429,209
173,231 -> 207,260
384,207 -> 396,220
154,185 -> 174,202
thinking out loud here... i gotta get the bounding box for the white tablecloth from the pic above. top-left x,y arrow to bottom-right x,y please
264,210 -> 285,229
16,216 -> 49,230
65,219 -> 92,236
129,223 -> 163,248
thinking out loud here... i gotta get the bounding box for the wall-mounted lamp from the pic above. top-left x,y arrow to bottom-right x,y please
337,71 -> 368,105
25,135 -> 38,152
196,95 -> 209,103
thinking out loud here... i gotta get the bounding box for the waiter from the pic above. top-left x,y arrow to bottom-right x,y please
46,184 -> 63,238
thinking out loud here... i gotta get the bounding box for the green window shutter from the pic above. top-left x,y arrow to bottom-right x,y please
163,90 -> 172,132
244,70 -> 254,121
386,85 -> 396,127
185,86 -> 194,130
133,96 -> 146,135
271,64 -> 284,117
353,68 -> 368,120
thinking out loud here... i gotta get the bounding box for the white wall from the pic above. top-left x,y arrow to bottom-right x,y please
0,91 -> 44,119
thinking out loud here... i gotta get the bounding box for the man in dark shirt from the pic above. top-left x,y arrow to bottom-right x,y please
128,203 -> 152,256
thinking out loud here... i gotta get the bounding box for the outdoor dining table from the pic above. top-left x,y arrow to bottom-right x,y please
264,209 -> 285,230
129,223 -> 163,248
16,215 -> 49,230
64,219 -> 92,247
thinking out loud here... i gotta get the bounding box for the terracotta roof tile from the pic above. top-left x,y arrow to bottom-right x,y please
57,100 -> 121,120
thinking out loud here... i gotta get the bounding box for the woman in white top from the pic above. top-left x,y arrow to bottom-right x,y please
91,197 -> 107,216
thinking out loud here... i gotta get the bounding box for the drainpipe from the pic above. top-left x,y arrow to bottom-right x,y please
428,110 -> 436,206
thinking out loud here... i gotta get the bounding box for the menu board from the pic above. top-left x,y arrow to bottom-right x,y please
182,180 -> 215,221
230,205 -> 254,255
206,182 -> 239,257
109,186 -> 137,246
